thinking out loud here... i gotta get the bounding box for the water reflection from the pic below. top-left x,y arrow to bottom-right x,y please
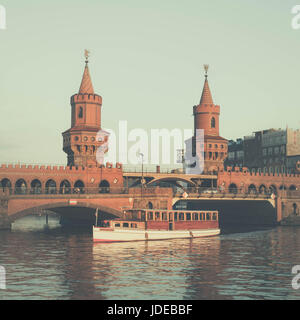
1,215 -> 300,299
92,238 -> 221,299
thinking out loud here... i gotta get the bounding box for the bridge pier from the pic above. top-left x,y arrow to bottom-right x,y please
276,197 -> 282,223
0,193 -> 11,230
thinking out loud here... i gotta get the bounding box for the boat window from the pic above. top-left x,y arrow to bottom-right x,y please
131,223 -> 137,228
193,213 -> 199,221
148,212 -> 153,220
114,223 -> 121,227
179,212 -> 184,221
212,213 -> 217,221
155,212 -> 160,220
123,223 -> 129,228
162,212 -> 168,221
174,212 -> 178,221
186,213 -> 191,221
206,213 -> 211,221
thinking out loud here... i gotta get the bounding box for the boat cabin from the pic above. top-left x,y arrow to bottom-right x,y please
99,209 -> 219,231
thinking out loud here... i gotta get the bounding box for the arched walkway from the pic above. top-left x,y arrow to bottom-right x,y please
269,185 -> 277,195
259,184 -> 267,194
15,179 -> 27,194
59,180 -> 71,194
30,179 -> 42,194
45,179 -> 57,194
74,180 -> 85,194
248,184 -> 257,194
1,178 -> 12,193
228,183 -> 238,194
99,180 -> 110,193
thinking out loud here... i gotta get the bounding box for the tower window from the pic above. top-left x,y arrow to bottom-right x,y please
211,117 -> 216,128
78,107 -> 83,118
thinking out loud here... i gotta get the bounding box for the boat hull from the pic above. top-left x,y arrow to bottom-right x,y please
93,227 -> 220,242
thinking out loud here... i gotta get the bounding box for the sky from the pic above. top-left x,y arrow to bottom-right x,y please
1,0 -> 300,165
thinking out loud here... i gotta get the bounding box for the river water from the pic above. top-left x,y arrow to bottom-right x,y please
0,214 -> 300,300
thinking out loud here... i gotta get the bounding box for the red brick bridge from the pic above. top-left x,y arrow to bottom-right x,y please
0,164 -> 299,230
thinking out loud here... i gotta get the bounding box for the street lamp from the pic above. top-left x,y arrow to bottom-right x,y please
139,152 -> 144,198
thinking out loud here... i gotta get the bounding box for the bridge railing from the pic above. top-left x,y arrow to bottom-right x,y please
0,185 -> 274,199
0,186 -> 173,197
122,165 -> 218,175
173,186 -> 274,199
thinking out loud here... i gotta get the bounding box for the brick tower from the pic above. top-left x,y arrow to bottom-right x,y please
193,65 -> 227,173
62,51 -> 107,167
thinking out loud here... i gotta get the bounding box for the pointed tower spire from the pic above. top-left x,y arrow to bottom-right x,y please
199,64 -> 213,105
79,50 -> 94,94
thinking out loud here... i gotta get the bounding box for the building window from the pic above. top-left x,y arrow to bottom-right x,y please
78,107 -> 83,118
268,147 -> 272,155
211,117 -> 216,128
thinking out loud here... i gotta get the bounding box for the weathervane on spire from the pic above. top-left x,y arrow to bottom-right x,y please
84,49 -> 90,64
204,64 -> 209,78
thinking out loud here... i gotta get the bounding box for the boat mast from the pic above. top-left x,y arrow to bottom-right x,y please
95,208 -> 99,226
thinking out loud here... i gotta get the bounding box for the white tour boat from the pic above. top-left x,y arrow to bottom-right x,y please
93,208 -> 220,242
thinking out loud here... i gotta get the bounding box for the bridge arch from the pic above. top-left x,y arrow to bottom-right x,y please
9,201 -> 122,222
147,177 -> 197,188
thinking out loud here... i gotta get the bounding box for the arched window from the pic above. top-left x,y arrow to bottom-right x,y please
78,107 -> 83,118
293,203 -> 298,215
211,117 -> 216,128
147,201 -> 153,209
